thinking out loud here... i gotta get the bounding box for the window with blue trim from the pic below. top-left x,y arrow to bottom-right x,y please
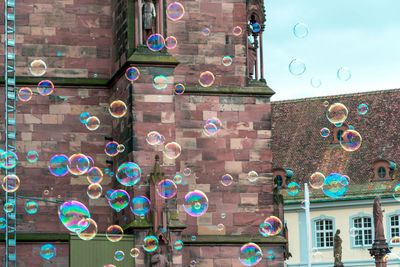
390,215 -> 400,241
315,219 -> 333,248
353,217 -> 372,246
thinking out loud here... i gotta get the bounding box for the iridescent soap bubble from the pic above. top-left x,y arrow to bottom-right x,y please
167,2 -> 185,21
116,162 -> 141,186
286,182 -> 300,196
108,189 -> 130,211
289,59 -> 306,76
173,174 -> 183,184
323,101 -> 329,107
190,260 -> 197,266
393,184 -> 400,201
310,77 -> 321,88
221,174 -> 233,186
87,183 -> 102,199
157,179 -> 177,199
114,250 -> 125,261
4,202 -> 14,213
221,213 -> 226,219
266,250 -> 275,259
109,100 -> 127,118
326,103 -> 348,125
117,144 -> 125,153
27,151 -> 39,163
263,216 -> 282,236
337,67 -> 351,81
29,59 -> 47,77
202,28 -> 211,36
217,223 -> 224,231
183,190 -> 208,217
163,142 -> 182,159
147,34 -> 165,52
106,225 -> 124,242
322,173 -> 349,198
199,71 -> 215,87
25,201 -> 38,214
349,227 -> 359,237
165,36 -> 178,49
130,248 -> 140,258
259,222 -> 272,237
222,56 -> 233,66
40,244 -> 56,260
239,243 -> 263,266
57,51 -> 62,56
153,75 -> 169,90
130,196 -> 151,216
143,236 -> 159,252
301,200 -> 309,209
37,80 -> 54,96
174,240 -> 183,250
357,104 -> 368,115
87,167 -> 103,184
232,26 -> 242,36
0,218 -> 5,229
105,141 -> 119,157
86,154 -> 95,171
203,117 -> 222,136
250,23 -> 261,33
125,66 -> 140,82
69,154 -> 90,176
77,218 -> 98,241
310,172 -> 325,189
320,128 -> 330,137
18,87 -> 33,102
293,22 -> 309,38
146,131 -> 164,146
183,168 -> 191,176
85,116 -> 100,131
2,174 -> 20,193
247,171 -> 258,182
174,83 -> 185,95
340,130 -> 362,152
0,151 -> 18,169
58,201 -> 90,233
79,112 -> 91,124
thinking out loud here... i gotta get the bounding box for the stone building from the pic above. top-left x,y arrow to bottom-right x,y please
0,0 -> 287,266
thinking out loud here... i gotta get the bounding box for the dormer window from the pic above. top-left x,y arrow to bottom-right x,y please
372,159 -> 396,182
272,168 -> 294,189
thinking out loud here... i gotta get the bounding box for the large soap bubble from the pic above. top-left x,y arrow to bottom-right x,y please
58,201 -> 91,233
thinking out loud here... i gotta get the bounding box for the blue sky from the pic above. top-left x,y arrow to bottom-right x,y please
263,0 -> 400,101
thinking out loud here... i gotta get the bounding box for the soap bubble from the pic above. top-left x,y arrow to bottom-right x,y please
326,103 -> 348,125
130,248 -> 140,258
199,71 -> 215,87
357,104 -> 368,115
77,218 -> 98,241
337,67 -> 351,81
37,80 -> 54,96
116,162 -> 141,186
153,75 -> 169,90
222,56 -> 233,66
87,167 -> 103,184
130,196 -> 151,216
202,28 -> 211,36
174,240 -> 183,250
221,174 -> 233,186
146,131 -> 164,146
125,67 -> 140,82
117,144 -> 125,153
0,151 -> 18,169
183,190 -> 208,217
18,87 -> 33,102
173,174 -> 183,184
310,77 -> 321,88
239,243 -> 263,266
58,201 -> 90,233
340,130 -> 362,152
165,36 -> 178,49
217,223 -> 224,231
147,34 -> 165,52
0,218 -> 6,229
85,116 -> 100,131
109,100 -> 127,118
183,168 -> 191,176
349,227 -> 359,237
105,141 -> 119,157
40,244 -> 56,260
2,174 -> 20,193
221,213 -> 226,219
108,189 -> 130,211
320,128 -> 330,137
250,23 -> 261,33
293,22 -> 309,38
25,201 -> 38,214
263,216 -> 282,236
87,183 -> 102,199
286,182 -> 300,196
143,235 -> 159,252
247,171 -> 258,182
29,59 -> 47,77
289,59 -> 306,76
114,250 -> 125,261
163,142 -> 182,159
266,250 -> 275,259
301,200 -> 309,209
106,225 -> 124,242
79,112 -> 91,124
310,172 -> 325,189
174,83 -> 185,95
4,202 -> 14,213
393,184 -> 400,201
69,153 -> 90,176
157,179 -> 177,199
167,2 -> 185,21
232,26 -> 242,36
322,173 -> 349,198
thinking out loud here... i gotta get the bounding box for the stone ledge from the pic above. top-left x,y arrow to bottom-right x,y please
181,234 -> 286,245
0,233 -> 70,242
184,84 -> 275,96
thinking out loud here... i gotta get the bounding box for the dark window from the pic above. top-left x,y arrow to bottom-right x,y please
337,130 -> 344,142
275,175 -> 283,187
377,167 -> 386,179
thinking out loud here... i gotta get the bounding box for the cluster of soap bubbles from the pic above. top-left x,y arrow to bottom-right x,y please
146,131 -> 166,146
105,141 -> 125,157
79,112 -> 100,131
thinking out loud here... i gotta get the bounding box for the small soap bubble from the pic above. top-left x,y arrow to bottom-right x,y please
320,128 -> 330,137
79,112 -> 91,124
18,87 -> 33,102
259,222 -> 272,237
2,174 -> 20,193
130,248 -> 140,258
221,213 -> 226,219
191,235 -> 196,241
37,80 -> 54,96
87,183 -> 102,199
87,167 -> 103,184
357,104 -> 368,115
263,216 -> 282,236
165,36 -> 178,49
326,103 -> 348,125
77,218 -> 98,241
310,172 -> 325,189
340,130 -> 362,152
43,189 -> 50,195
393,184 -> 400,201
147,34 -> 165,52
289,59 -> 306,76
40,244 -> 56,260
293,22 -> 309,38
232,26 -> 242,36
202,28 -> 211,36
57,51 -> 62,56
183,190 -> 208,217
4,202 -> 14,213
157,179 -> 178,199
69,153 -> 90,176
153,75 -> 169,90
29,59 -> 47,77
146,131 -> 164,146
106,225 -> 124,242
310,77 -> 321,88
217,223 -> 224,231
27,151 -> 39,163
222,56 -> 233,66
25,201 -> 38,214
143,235 -> 159,252
199,71 -> 215,87
174,83 -> 185,95
266,250 -> 275,259
163,142 -> 182,159
105,141 -> 119,157
286,182 -> 300,196
0,218 -> 6,229
125,67 -> 140,82
250,23 -> 261,33
130,196 -> 151,216
174,240 -> 183,250
94,73 -> 98,78
247,171 -> 258,182
116,162 -> 141,186
350,227 -> 359,237
301,200 -> 309,209
183,168 -> 191,176
173,174 -> 183,184
190,260 -> 197,266
114,250 -> 125,261
85,116 -> 100,131
117,144 -> 125,153
221,174 -> 233,186
337,67 -> 351,81
167,2 -> 185,21
109,100 -> 127,118
203,117 -> 221,136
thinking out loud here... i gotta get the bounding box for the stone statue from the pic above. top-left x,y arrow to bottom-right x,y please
247,35 -> 257,78
333,229 -> 343,267
142,0 -> 156,43
151,247 -> 170,267
373,196 -> 385,240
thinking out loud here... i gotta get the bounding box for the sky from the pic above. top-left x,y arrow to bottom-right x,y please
262,0 -> 400,101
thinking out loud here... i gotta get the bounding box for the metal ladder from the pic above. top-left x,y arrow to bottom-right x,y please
4,0 -> 17,265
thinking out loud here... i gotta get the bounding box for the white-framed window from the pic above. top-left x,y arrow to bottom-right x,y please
315,219 -> 334,248
390,215 -> 400,240
353,217 -> 373,246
